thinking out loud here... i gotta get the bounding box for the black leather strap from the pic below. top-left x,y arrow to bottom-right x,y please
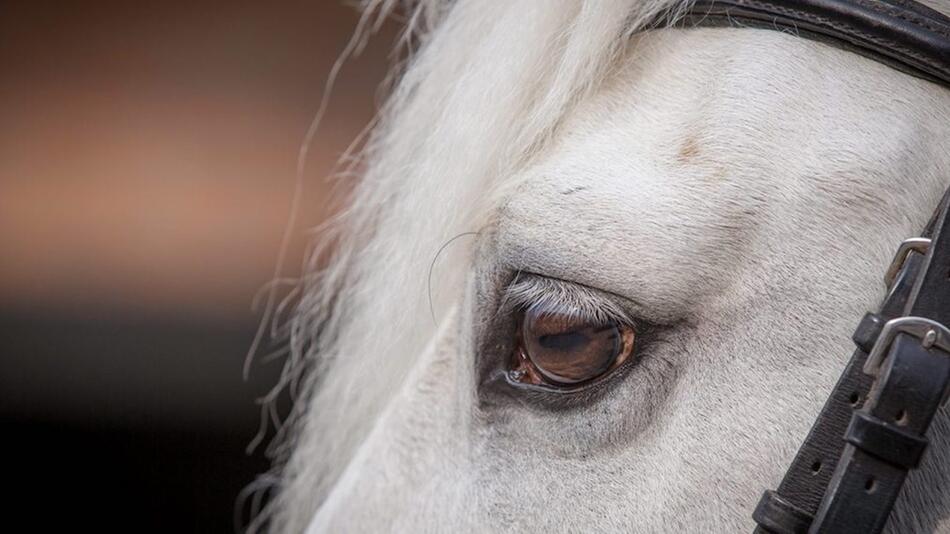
807,195 -> 950,533
751,191 -> 950,534
749,246 -> 924,534
812,335 -> 950,532
673,0 -> 950,88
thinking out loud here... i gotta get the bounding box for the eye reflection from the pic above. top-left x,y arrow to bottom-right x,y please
509,307 -> 636,388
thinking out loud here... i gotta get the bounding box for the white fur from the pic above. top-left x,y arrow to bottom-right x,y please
261,1 -> 950,532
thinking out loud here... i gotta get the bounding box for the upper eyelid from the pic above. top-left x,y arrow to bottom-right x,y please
498,272 -> 634,325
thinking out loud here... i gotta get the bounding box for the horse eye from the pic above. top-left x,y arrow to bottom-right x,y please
509,308 -> 636,388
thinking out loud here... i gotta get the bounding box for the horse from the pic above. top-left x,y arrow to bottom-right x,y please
251,0 -> 950,531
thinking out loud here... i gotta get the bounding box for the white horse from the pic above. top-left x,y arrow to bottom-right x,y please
255,0 -> 950,531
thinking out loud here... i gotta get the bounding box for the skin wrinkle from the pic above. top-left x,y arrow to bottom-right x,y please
284,2 -> 950,533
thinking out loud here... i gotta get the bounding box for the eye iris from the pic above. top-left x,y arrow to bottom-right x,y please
516,309 -> 635,386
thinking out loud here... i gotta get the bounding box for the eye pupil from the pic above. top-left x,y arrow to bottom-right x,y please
538,331 -> 591,351
514,309 -> 636,387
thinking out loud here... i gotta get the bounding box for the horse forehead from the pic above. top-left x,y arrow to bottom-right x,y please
494,148 -> 763,320
491,36 -> 796,313
492,28 -> 944,311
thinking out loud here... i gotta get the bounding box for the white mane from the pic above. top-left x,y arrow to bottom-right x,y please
254,1 -> 688,531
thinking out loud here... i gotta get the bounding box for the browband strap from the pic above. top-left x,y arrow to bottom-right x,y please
675,0 -> 950,88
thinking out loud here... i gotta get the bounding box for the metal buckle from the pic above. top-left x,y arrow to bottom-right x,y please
863,317 -> 950,377
884,237 -> 931,287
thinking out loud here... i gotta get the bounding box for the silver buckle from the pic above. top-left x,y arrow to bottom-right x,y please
863,316 -> 950,377
884,237 -> 931,287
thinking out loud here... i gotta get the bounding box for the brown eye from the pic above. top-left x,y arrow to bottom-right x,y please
509,308 -> 636,388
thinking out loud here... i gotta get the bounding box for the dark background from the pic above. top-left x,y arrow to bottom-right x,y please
0,1 -> 393,531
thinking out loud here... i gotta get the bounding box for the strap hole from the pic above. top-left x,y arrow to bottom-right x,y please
865,476 -> 877,493
896,409 -> 908,426
848,392 -> 860,406
810,460 -> 822,474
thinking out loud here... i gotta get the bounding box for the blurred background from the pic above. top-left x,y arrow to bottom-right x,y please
0,1 -> 394,531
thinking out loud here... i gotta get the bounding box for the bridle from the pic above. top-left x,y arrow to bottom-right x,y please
666,1 -> 950,532
678,0 -> 950,85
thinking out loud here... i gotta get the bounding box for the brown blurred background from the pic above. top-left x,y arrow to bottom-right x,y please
0,1 -> 394,531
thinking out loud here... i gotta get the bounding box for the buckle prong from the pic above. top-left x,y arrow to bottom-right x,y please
923,329 -> 937,349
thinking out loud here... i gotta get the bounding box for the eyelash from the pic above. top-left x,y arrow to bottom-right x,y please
498,273 -> 634,327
